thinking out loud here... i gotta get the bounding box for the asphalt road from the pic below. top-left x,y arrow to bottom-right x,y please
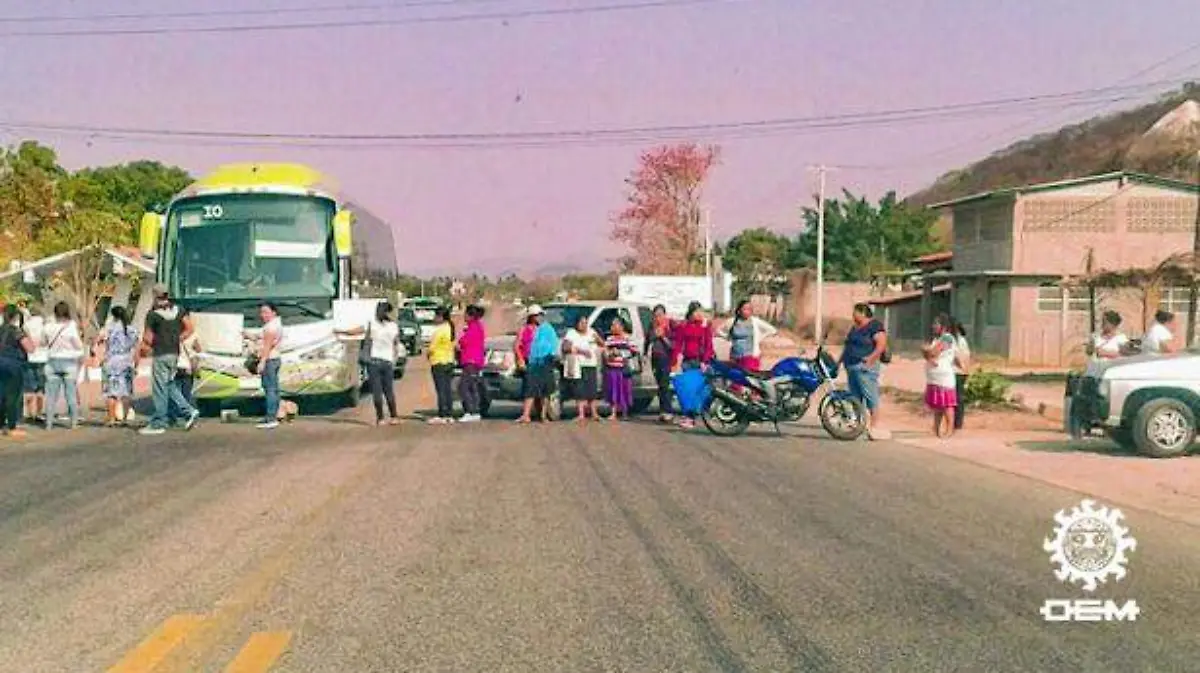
1,361 -> 1198,672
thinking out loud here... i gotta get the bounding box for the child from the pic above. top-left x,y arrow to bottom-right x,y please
923,314 -> 959,438
602,318 -> 638,421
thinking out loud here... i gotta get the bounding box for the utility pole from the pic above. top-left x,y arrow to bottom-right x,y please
703,207 -> 712,280
1188,150 -> 1200,347
811,165 -> 828,345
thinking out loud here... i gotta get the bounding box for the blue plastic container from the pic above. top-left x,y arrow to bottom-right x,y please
671,368 -> 712,415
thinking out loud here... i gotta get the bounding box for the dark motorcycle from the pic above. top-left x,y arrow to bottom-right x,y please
699,348 -> 868,440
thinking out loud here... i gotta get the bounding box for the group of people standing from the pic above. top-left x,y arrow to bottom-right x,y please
0,300 -> 106,438
1087,308 -> 1178,368
426,304 -> 487,425
499,300 -> 763,429
841,302 -> 971,440
0,284 -> 292,440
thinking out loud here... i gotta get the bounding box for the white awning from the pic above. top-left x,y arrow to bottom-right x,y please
0,247 -> 156,283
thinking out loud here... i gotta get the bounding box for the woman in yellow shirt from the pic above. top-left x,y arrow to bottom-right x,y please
427,307 -> 457,424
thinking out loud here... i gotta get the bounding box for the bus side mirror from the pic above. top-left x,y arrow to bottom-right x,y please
333,209 -> 354,258
139,213 -> 163,258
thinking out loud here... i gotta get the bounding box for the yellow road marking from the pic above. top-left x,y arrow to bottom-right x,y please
107,614 -> 207,673
156,454 -> 389,671
223,632 -> 292,673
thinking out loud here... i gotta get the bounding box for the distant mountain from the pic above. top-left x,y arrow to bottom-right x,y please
908,83 -> 1200,206
413,251 -> 608,279
346,200 -> 398,275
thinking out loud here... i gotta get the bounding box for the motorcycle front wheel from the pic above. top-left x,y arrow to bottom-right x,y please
818,395 -> 868,441
702,396 -> 751,437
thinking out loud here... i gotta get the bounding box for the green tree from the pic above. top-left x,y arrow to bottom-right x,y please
0,141 -> 189,333
722,227 -> 791,296
0,141 -> 66,266
789,190 -> 940,282
66,161 -> 192,230
561,273 -> 617,300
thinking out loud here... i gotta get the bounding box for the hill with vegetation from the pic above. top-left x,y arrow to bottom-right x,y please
908,82 -> 1200,206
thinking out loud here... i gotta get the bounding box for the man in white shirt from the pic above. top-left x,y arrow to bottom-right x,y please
1141,310 -> 1177,355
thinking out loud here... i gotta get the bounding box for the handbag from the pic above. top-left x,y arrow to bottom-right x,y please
623,354 -> 641,378
358,323 -> 373,366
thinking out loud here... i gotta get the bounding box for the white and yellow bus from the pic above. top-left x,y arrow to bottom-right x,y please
139,162 -> 378,413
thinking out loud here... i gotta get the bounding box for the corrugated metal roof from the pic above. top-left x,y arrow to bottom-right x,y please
867,283 -> 952,306
926,171 -> 1199,210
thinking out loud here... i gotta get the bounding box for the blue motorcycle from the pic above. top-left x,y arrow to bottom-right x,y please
688,348 -> 868,440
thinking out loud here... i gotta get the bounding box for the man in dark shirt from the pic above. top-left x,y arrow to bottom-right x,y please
139,284 -> 199,435
841,302 -> 888,439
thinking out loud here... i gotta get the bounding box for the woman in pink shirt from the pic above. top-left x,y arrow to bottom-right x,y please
457,304 -> 487,422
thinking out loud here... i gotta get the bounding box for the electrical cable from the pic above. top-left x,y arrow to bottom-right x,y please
0,80 -> 1179,149
0,0 -> 517,24
0,0 -> 747,38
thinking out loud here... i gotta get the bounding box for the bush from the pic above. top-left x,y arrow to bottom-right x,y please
965,370 -> 1012,407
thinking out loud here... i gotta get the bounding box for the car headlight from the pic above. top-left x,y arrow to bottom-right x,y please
487,350 -> 515,372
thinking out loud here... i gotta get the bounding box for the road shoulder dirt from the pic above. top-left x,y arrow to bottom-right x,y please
882,390 -> 1200,528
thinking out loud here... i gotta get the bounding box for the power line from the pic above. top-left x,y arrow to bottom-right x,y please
0,0 -> 512,24
0,0 -> 745,38
0,80 -> 1180,149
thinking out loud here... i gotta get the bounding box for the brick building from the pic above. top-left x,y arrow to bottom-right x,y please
928,171 -> 1199,366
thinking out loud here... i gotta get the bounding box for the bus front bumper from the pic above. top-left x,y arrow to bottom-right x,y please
192,359 -> 355,400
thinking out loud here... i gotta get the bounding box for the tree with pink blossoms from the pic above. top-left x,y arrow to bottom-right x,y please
610,143 -> 719,275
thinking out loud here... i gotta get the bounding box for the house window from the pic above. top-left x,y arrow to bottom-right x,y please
1158,286 -> 1194,315
1036,283 -> 1090,313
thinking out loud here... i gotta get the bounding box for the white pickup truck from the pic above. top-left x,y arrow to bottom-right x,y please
1066,350 -> 1200,458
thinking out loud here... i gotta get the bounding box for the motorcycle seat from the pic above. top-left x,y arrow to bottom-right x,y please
743,369 -> 773,379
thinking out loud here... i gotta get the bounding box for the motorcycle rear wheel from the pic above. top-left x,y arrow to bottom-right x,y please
702,397 -> 751,437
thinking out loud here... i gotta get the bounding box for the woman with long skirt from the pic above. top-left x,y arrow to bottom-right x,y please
602,317 -> 637,421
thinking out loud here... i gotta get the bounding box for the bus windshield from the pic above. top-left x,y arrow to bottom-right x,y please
168,193 -> 337,303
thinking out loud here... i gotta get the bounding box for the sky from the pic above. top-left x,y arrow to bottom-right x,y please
0,0 -> 1198,276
